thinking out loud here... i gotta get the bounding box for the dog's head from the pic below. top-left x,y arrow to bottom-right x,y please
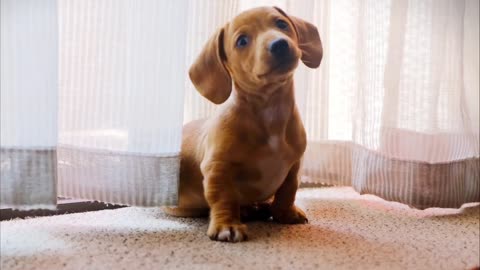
189,6 -> 323,104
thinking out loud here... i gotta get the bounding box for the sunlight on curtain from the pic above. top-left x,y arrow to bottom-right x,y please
303,0 -> 479,209
1,0 -> 58,209
183,0 -> 480,209
56,0 -> 189,206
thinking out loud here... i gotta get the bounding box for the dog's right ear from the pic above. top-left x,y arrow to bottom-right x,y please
189,27 -> 232,104
274,7 -> 322,69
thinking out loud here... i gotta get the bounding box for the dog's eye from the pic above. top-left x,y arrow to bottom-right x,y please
276,19 -> 289,30
236,35 -> 249,48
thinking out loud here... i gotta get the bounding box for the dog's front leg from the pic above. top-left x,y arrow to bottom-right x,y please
202,162 -> 247,242
271,162 -> 308,224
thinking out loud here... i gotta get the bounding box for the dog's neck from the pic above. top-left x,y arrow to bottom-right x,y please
231,78 -> 295,134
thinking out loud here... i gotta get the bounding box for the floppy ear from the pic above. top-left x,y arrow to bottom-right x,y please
189,27 -> 232,104
274,7 -> 323,69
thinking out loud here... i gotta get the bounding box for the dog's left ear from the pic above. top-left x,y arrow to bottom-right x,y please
274,7 -> 323,68
189,26 -> 232,104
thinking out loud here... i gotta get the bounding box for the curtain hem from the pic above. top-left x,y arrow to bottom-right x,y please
302,141 -> 480,209
57,146 -> 179,207
0,148 -> 57,210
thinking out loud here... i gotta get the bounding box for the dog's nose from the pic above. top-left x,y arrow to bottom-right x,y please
269,38 -> 289,57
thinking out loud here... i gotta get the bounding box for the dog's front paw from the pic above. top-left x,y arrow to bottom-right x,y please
271,205 -> 308,224
207,221 -> 248,242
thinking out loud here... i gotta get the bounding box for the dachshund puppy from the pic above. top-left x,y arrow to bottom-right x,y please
165,6 -> 322,242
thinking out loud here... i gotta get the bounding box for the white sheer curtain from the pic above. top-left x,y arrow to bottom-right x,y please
184,0 -> 480,209
303,0 -> 479,209
56,0 -> 188,206
1,0 -> 188,209
2,0 -> 478,210
1,0 -> 58,209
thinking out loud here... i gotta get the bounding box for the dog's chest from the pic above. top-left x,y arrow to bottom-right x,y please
238,133 -> 295,203
239,135 -> 293,203
257,136 -> 291,193
235,101 -> 303,203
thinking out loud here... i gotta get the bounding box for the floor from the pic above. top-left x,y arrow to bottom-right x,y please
1,187 -> 479,270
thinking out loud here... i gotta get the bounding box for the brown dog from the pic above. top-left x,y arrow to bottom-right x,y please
165,6 -> 322,242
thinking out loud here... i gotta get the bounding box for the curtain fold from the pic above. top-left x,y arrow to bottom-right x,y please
300,0 -> 480,208
57,0 -> 188,206
1,0 -> 189,209
1,0 -> 58,209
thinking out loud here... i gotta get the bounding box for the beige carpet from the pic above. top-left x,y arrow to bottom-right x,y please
1,187 -> 479,270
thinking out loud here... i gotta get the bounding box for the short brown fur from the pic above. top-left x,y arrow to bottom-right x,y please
165,6 -> 323,242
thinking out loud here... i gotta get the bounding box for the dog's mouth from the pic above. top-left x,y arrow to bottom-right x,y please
272,56 -> 297,73
259,56 -> 298,78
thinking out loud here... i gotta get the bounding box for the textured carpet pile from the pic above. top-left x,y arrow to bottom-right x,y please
1,187 -> 479,270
